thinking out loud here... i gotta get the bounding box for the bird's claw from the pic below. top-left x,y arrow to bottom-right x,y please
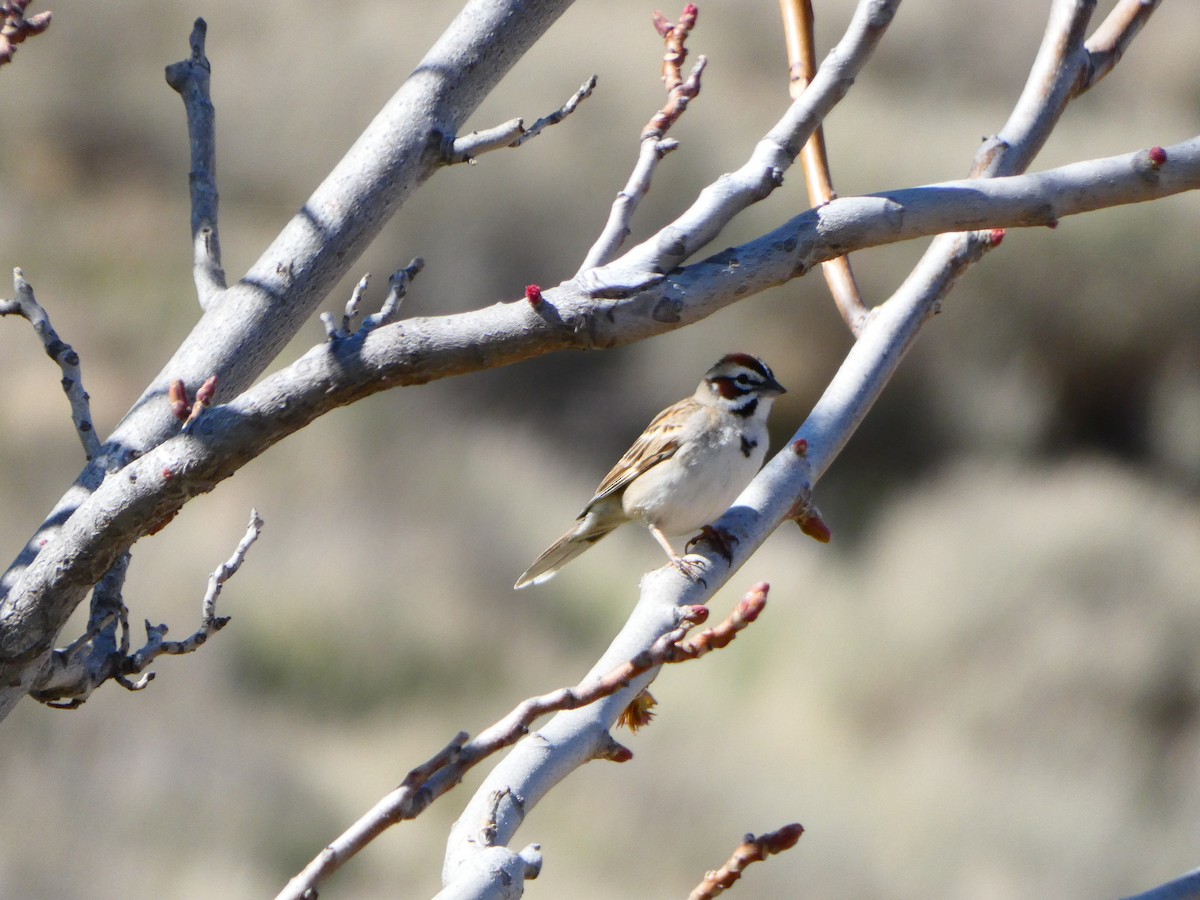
686,524 -> 738,563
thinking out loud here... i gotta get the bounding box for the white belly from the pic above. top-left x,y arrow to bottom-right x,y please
620,420 -> 767,535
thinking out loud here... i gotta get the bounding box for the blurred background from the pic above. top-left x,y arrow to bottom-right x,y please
1,1 -> 1199,897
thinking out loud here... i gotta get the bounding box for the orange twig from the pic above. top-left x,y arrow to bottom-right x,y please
780,0 -> 870,334
688,823 -> 805,898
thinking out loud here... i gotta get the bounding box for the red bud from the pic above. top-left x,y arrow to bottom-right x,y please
195,374 -> 218,405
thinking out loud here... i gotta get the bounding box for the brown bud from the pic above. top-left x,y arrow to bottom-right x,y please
168,379 -> 189,422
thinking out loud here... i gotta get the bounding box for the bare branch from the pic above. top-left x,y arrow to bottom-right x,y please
360,258 -> 424,333
580,0 -> 900,298
164,18 -> 226,307
0,0 -> 579,643
321,274 -> 372,340
509,74 -> 597,148
448,75 -> 597,163
577,5 -> 704,273
1083,0 -> 1162,92
0,268 -> 100,460
124,508 -> 262,672
282,594 -> 762,900
322,259 -> 424,340
643,3 -> 703,139
719,1 -> 1169,593
688,823 -> 805,899
26,510 -> 262,707
575,135 -> 679,273
441,583 -> 771,893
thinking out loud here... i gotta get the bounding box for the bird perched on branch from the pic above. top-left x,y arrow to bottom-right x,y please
515,353 -> 785,588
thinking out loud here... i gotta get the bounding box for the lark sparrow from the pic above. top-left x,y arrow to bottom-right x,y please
514,353 -> 785,589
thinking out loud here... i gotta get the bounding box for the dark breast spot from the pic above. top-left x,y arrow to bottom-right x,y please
740,435 -> 757,457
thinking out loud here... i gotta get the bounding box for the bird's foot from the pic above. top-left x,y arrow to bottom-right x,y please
686,524 -> 738,563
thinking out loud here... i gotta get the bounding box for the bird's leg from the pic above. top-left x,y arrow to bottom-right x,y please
686,524 -> 738,563
649,524 -> 706,582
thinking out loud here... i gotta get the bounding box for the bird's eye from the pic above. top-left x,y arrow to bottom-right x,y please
735,373 -> 751,385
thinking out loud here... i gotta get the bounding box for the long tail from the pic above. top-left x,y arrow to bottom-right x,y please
514,520 -> 618,589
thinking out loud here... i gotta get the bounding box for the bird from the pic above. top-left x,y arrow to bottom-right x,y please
514,353 -> 785,589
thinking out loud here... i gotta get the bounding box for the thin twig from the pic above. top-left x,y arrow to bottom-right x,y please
1,268 -> 100,460
510,75 -> 598,148
165,18 -> 225,307
448,76 -> 597,163
30,510 -> 262,706
279,584 -> 769,900
322,274 -> 371,340
688,823 -> 805,899
322,259 -> 424,339
124,509 -> 263,673
360,258 -> 424,332
577,5 -> 705,273
781,0 -> 870,334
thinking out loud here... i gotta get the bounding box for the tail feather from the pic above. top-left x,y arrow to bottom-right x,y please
514,523 -> 616,589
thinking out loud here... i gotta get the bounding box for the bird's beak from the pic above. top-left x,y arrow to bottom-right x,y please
764,375 -> 786,397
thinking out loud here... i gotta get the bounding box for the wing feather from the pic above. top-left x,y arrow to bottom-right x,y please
585,397 -> 695,508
